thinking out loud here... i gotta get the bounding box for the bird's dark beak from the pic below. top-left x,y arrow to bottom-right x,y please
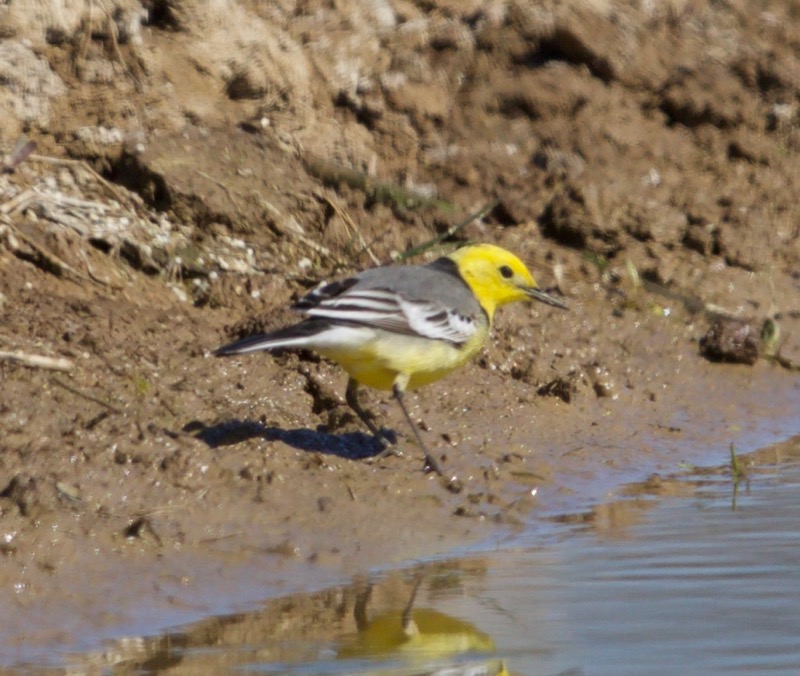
525,286 -> 568,310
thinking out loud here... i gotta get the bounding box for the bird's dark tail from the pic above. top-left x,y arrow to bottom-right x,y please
213,320 -> 329,356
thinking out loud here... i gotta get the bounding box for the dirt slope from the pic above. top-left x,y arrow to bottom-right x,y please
2,0 -> 800,663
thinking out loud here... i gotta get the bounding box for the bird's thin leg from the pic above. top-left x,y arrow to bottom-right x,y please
392,384 -> 443,476
401,573 -> 424,637
345,377 -> 391,446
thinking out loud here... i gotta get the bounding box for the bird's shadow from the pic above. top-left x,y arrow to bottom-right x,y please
186,419 -> 397,461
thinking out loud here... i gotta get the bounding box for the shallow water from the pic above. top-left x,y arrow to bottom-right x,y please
484,457 -> 800,674
61,440 -> 800,674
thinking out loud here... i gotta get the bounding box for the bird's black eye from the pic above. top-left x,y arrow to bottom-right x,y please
499,265 -> 513,279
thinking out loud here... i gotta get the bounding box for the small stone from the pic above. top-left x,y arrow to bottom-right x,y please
699,317 -> 759,365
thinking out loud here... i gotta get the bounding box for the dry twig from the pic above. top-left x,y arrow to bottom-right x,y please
27,154 -> 135,208
50,376 -> 123,414
0,213 -> 112,287
0,350 -> 74,372
396,200 -> 499,262
319,193 -> 381,266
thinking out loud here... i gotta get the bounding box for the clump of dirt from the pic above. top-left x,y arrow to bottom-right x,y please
2,0 -> 800,663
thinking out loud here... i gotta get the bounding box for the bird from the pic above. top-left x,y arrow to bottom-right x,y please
214,243 -> 567,476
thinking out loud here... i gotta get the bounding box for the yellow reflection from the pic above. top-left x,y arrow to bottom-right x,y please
339,607 -> 496,658
337,574 -> 510,675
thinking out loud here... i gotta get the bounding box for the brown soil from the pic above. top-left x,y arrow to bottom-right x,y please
2,0 -> 800,665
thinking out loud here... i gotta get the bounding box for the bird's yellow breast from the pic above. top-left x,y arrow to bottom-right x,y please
318,324 -> 489,391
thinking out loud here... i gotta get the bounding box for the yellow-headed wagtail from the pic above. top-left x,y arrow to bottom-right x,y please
215,243 -> 567,475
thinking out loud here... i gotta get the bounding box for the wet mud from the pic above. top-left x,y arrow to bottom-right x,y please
2,0 -> 800,665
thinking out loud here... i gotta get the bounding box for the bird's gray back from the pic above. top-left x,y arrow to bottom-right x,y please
352,259 -> 481,316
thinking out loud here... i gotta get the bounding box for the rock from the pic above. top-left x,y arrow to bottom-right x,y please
699,317 -> 760,365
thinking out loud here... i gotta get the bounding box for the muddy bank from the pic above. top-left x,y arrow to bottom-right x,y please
2,0 -> 800,666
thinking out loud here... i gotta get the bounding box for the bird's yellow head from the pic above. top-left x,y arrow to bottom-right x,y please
447,243 -> 567,319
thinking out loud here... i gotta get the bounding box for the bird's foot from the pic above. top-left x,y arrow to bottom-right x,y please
377,443 -> 404,460
422,452 -> 444,477
364,440 -> 404,465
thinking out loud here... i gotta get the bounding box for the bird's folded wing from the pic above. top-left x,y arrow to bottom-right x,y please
302,288 -> 478,345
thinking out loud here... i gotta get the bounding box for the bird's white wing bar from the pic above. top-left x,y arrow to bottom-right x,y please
302,288 -> 477,345
400,298 -> 478,344
303,289 -> 402,322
